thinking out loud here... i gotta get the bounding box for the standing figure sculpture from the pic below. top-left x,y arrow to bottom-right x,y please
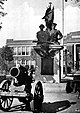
42,2 -> 54,30
49,23 -> 63,44
35,24 -> 50,57
48,22 -> 63,57
42,2 -> 63,44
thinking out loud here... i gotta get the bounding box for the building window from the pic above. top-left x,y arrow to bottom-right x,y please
14,47 -> 17,55
26,60 -> 28,65
14,60 -> 17,65
17,47 -> 22,55
22,46 -> 25,55
27,60 -> 31,67
22,59 -> 25,65
31,60 -> 36,68
26,47 -> 31,55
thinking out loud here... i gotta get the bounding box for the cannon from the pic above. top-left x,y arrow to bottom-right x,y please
10,66 -> 20,78
0,65 -> 44,113
9,65 -> 33,86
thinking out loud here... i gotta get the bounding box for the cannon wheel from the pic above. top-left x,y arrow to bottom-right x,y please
0,80 -> 13,111
33,81 -> 43,113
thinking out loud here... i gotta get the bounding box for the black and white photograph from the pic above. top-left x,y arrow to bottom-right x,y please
0,0 -> 80,113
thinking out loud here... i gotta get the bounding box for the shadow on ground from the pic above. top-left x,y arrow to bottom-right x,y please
1,100 -> 76,113
8,104 -> 27,112
42,100 -> 76,113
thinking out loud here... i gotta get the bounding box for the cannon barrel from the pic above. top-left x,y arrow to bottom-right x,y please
9,67 -> 20,77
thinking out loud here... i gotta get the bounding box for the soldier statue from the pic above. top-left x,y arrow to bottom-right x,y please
35,2 -> 63,57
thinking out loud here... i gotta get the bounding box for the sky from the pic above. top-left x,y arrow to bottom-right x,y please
0,0 -> 80,47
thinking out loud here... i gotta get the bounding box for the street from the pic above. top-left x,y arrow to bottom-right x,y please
0,81 -> 80,113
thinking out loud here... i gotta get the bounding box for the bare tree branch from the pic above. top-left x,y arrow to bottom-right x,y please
0,11 -> 7,16
0,4 -> 4,9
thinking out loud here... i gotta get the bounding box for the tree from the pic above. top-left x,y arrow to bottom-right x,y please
0,45 -> 14,74
1,46 -> 13,61
0,0 -> 7,29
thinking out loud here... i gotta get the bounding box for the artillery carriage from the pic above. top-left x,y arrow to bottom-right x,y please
0,65 -> 44,113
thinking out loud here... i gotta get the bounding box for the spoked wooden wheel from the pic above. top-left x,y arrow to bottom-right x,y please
0,80 -> 13,111
33,81 -> 43,113
0,97 -> 13,111
2,80 -> 10,91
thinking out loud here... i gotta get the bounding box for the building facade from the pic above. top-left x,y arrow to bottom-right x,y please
64,31 -> 80,72
6,39 -> 37,68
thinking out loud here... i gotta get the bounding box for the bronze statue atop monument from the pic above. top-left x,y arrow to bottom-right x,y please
34,2 -> 63,58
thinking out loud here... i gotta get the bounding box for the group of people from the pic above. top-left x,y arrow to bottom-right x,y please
35,22 -> 63,57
